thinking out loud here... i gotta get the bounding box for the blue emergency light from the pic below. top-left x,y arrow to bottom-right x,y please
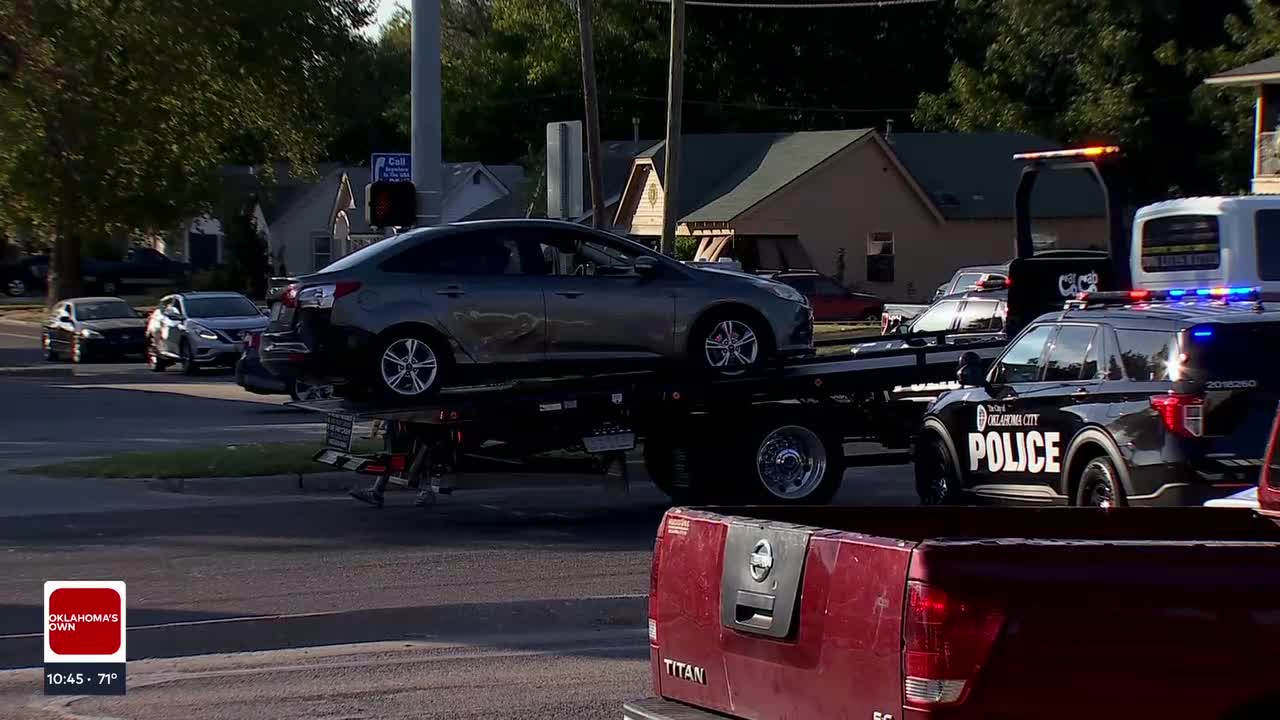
1070,286 -> 1261,308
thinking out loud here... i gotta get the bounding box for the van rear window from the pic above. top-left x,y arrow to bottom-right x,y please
1114,329 -> 1177,381
1141,215 -> 1220,272
1256,210 -> 1280,281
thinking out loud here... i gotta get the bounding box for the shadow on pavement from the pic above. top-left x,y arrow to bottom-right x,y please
0,596 -> 648,670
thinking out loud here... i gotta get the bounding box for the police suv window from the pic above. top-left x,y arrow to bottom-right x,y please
993,324 -> 1054,384
1115,329 -> 1178,381
1256,210 -> 1280,281
1141,215 -> 1220,272
1043,325 -> 1098,382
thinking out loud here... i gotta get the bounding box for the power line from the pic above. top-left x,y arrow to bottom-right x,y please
645,0 -> 937,8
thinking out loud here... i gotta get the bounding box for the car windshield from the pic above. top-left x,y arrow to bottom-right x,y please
184,296 -> 259,318
76,301 -> 136,320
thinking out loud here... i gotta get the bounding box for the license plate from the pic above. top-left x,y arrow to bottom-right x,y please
582,432 -> 636,454
325,413 -> 354,451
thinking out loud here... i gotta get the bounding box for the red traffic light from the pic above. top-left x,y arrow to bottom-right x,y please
367,181 -> 417,228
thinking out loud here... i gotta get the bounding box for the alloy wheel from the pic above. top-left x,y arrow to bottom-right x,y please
755,425 -> 827,500
703,320 -> 759,372
380,338 -> 439,396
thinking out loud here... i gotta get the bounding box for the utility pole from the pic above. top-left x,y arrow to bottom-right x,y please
659,0 -> 686,256
411,0 -> 443,227
576,0 -> 605,230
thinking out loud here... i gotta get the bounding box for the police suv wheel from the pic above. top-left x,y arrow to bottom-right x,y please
1076,456 -> 1126,508
914,431 -> 962,505
743,421 -> 844,504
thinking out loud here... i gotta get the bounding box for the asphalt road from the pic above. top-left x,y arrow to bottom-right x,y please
0,354 -> 918,719
0,318 -> 42,367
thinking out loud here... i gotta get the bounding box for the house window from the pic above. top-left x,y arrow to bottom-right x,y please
312,233 -> 332,272
866,231 -> 894,283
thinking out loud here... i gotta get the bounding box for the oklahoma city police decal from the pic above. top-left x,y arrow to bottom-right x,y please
969,404 -> 1061,474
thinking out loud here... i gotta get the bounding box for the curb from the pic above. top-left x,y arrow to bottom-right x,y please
0,365 -> 73,377
144,471 -> 356,495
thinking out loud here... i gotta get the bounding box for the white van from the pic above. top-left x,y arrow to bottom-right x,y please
1132,195 -> 1280,295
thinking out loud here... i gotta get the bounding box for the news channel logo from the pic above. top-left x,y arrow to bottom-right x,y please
43,581 -> 127,695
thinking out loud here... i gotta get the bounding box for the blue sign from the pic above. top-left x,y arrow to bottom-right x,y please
371,153 -> 412,182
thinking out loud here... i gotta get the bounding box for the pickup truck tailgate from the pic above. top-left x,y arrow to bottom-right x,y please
649,507 -> 1280,720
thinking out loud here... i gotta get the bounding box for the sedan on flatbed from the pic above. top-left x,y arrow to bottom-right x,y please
260,219 -> 814,401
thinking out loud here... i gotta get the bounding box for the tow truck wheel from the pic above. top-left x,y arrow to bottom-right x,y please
914,431 -> 962,505
742,421 -> 844,504
372,330 -> 448,402
1075,456 -> 1127,508
642,436 -> 704,503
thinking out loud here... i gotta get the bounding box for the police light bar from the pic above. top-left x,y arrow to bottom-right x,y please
1072,286 -> 1260,307
1012,145 -> 1121,161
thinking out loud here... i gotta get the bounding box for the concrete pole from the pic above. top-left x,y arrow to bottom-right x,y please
659,0 -> 686,256
412,0 -> 443,227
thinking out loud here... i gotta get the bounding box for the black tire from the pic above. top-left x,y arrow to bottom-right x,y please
42,332 -> 58,361
914,430 -> 963,505
689,310 -> 771,377
371,330 -> 448,402
5,277 -> 27,297
736,419 -> 845,504
1075,455 -> 1127,508
147,340 -> 170,372
642,435 -> 704,504
179,339 -> 199,375
288,379 -> 332,403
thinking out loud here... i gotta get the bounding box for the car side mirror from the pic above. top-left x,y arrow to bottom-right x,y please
957,351 -> 987,387
633,255 -> 658,278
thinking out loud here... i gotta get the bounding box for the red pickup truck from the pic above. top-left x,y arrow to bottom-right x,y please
626,506 -> 1280,720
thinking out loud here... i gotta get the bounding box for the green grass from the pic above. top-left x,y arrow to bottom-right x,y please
18,440 -> 380,479
814,322 -> 876,335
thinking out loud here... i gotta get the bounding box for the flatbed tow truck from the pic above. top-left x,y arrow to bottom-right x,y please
292,146 -> 1132,506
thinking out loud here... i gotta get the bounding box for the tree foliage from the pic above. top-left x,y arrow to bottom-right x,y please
0,0 -> 372,302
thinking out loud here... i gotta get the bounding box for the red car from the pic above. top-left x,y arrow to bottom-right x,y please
1259,402 -> 1280,519
626,506 -> 1280,720
762,271 -> 882,322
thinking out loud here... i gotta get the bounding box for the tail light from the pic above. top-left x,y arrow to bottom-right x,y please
280,283 -> 300,308
297,282 -> 362,309
1150,393 -> 1204,438
904,582 -> 1005,708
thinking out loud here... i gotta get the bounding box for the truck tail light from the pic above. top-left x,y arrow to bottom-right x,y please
281,283 -> 300,308
904,582 -> 1005,708
1150,393 -> 1204,438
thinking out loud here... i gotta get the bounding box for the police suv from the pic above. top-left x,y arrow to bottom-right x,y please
914,286 -> 1280,507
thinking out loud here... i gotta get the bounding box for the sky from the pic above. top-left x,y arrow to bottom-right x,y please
363,0 -> 405,37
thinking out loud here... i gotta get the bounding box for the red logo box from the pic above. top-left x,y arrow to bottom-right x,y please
43,581 -> 126,663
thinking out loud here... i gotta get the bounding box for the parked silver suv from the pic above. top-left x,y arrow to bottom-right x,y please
146,292 -> 269,373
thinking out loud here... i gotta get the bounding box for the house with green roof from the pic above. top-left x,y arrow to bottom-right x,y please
613,129 -> 1106,302
1205,53 -> 1280,194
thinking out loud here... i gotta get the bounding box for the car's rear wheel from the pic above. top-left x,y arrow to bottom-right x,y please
372,331 -> 447,402
914,430 -> 962,505
692,312 -> 769,377
289,379 -> 333,403
1075,455 -> 1127,508
179,339 -> 198,375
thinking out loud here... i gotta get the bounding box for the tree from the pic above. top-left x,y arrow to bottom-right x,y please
915,0 -> 1250,204
0,0 -> 372,304
222,202 -> 271,300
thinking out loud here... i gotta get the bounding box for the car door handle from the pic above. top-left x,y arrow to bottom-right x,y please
555,290 -> 584,299
436,286 -> 465,297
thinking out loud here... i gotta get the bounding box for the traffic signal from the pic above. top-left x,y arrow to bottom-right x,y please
366,181 -> 417,228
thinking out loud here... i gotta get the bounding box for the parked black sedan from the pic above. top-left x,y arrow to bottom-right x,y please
42,296 -> 149,363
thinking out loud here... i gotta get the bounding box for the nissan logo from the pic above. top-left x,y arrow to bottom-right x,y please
749,539 -> 773,583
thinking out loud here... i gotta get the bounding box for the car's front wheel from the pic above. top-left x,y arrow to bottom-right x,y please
692,313 -> 769,376
372,332 -> 447,402
289,379 -> 333,403
179,340 -> 199,375
147,341 -> 169,372
42,333 -> 57,361
6,278 -> 27,297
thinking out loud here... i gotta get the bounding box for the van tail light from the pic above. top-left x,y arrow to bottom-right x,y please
904,582 -> 1005,708
1150,393 -> 1205,438
281,283 -> 300,308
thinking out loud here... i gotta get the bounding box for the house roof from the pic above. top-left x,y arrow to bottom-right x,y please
887,132 -> 1105,219
1205,54 -> 1280,86
641,130 -> 872,223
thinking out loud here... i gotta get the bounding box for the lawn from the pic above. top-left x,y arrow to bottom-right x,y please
19,440 -> 380,479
